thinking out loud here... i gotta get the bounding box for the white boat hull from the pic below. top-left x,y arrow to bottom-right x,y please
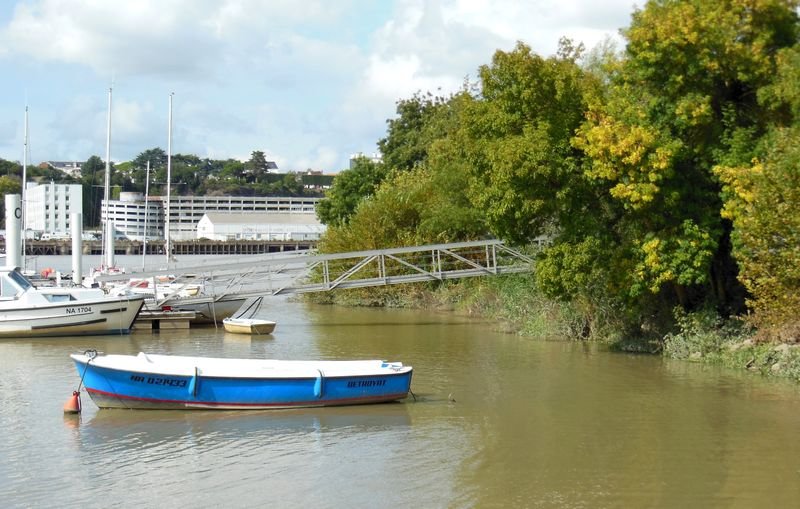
164,297 -> 246,324
0,295 -> 145,338
72,352 -> 413,410
223,317 -> 276,335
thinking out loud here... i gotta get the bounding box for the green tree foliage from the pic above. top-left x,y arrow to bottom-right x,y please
573,0 -> 798,315
759,44 -> 800,123
0,158 -> 22,226
419,142 -> 488,242
319,162 -> 486,253
0,158 -> 20,177
2,151 -> 319,228
378,92 -> 456,171
219,160 -> 246,183
0,174 -> 22,228
318,91 -> 486,255
246,151 -> 272,183
173,153 -> 201,167
80,155 -> 106,227
716,127 -> 800,337
132,148 -> 167,170
27,164 -> 74,183
458,39 -> 593,245
447,39 -> 641,334
316,157 -> 387,226
277,172 -> 303,196
715,37 -> 800,339
314,0 -> 800,342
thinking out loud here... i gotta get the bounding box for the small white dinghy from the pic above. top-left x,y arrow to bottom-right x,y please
223,317 -> 276,335
222,296 -> 275,335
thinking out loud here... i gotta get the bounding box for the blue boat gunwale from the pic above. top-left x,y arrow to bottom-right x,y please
75,359 -> 411,382
96,370 -> 410,382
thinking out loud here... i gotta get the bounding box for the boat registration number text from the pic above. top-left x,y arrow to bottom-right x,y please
66,306 -> 92,314
130,374 -> 187,387
347,379 -> 386,388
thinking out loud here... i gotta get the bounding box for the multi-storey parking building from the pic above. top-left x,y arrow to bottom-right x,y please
103,195 -> 321,241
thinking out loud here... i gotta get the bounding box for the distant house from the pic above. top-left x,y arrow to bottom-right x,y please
39,161 -> 83,178
196,212 -> 326,241
243,160 -> 279,179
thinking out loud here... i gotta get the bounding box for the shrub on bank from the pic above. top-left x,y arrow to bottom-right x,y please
305,272 -> 592,339
661,307 -> 800,382
304,273 -> 800,382
661,307 -> 749,360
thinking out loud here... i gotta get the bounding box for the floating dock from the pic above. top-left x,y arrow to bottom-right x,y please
134,310 -> 196,331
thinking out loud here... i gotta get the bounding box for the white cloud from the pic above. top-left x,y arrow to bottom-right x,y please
0,0 -> 635,171
356,0 -> 633,101
3,1 -> 217,78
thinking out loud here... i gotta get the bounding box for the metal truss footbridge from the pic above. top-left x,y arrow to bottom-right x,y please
94,239 -> 534,307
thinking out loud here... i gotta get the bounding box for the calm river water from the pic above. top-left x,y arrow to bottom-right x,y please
2,297 -> 800,508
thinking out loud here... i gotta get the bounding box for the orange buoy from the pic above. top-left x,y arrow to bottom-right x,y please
63,391 -> 81,414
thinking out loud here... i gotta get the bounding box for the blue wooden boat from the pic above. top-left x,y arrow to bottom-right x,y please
70,351 -> 413,410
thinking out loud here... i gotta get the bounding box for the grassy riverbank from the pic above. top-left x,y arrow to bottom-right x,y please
306,274 -> 800,383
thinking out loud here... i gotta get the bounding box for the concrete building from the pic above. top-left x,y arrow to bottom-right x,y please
196,213 -> 326,241
102,192 -> 164,242
101,194 -> 322,241
157,195 -> 321,241
24,182 -> 83,237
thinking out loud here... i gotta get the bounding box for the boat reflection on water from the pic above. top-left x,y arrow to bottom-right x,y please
222,331 -> 274,343
76,402 -> 412,446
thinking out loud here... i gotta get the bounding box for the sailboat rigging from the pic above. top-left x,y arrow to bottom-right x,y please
142,160 -> 150,271
21,105 -> 29,271
102,86 -> 114,271
165,92 -> 174,263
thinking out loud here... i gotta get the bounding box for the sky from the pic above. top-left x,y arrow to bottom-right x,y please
0,0 -> 637,173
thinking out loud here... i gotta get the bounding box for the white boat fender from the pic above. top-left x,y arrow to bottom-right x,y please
313,369 -> 324,399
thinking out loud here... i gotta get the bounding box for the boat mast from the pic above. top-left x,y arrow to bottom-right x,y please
142,160 -> 150,271
21,105 -> 28,270
165,92 -> 173,263
103,87 -> 113,269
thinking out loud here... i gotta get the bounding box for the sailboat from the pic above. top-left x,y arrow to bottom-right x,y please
94,92 -> 246,324
0,100 -> 145,337
92,86 -> 125,278
148,93 -> 246,324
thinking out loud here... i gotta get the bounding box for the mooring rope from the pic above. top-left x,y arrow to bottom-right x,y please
75,349 -> 97,393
